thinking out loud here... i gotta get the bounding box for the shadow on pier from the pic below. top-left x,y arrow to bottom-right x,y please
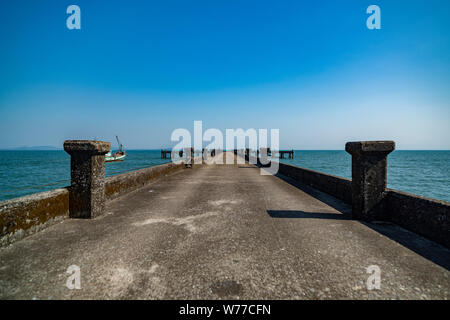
361,221 -> 450,271
274,172 -> 352,215
272,172 -> 450,271
267,210 -> 350,220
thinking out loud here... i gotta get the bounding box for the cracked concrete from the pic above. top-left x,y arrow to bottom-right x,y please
0,153 -> 449,299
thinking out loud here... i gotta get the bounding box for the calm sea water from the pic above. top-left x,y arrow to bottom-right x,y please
280,150 -> 450,202
0,150 -> 449,202
0,150 -> 170,202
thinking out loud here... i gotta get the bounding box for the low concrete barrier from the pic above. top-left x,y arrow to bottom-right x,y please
0,161 -> 185,246
385,189 -> 450,248
274,154 -> 449,249
278,162 -> 352,204
105,162 -> 184,200
0,188 -> 69,246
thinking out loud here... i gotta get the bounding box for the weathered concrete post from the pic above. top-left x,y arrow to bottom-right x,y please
184,147 -> 193,168
64,140 -> 110,219
345,141 -> 395,221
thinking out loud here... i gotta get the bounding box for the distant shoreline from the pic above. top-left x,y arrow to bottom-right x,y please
1,149 -> 449,152
0,146 -> 62,151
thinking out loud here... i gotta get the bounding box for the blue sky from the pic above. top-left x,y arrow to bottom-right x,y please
0,0 -> 449,149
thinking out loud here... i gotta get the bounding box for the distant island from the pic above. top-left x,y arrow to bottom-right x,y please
0,146 -> 62,151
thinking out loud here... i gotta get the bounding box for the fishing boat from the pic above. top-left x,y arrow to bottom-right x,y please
105,136 -> 126,162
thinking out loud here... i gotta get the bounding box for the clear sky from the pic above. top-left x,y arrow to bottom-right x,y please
0,0 -> 449,149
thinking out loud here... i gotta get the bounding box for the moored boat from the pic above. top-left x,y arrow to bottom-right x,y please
105,136 -> 126,162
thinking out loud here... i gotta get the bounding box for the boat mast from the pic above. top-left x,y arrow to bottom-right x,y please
116,135 -> 123,152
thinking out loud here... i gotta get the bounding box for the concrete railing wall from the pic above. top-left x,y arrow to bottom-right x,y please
105,162 -> 184,200
0,161 -> 185,246
275,160 -> 449,248
0,188 -> 70,246
278,162 -> 352,205
385,189 -> 450,248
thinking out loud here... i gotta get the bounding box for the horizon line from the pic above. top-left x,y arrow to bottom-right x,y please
1,148 -> 449,151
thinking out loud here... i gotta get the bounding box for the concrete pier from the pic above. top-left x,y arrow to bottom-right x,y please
63,140 -> 110,219
0,151 -> 448,299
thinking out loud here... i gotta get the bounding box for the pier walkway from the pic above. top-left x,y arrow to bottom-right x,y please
0,153 -> 449,299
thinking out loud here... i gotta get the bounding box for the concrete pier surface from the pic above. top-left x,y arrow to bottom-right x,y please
0,153 -> 449,299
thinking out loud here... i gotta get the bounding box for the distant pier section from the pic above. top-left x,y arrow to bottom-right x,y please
161,149 -> 174,159
161,148 -> 217,159
278,149 -> 294,159
164,148 -> 294,159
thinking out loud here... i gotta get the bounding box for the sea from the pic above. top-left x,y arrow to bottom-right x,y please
0,150 -> 449,203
